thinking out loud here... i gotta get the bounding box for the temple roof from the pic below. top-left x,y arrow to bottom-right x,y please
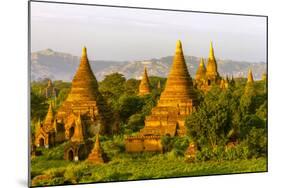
66,47 -> 100,102
138,67 -> 151,96
206,41 -> 219,78
159,40 -> 197,101
195,58 -> 206,80
71,114 -> 84,143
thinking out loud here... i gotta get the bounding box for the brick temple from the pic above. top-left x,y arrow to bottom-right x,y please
34,47 -> 112,151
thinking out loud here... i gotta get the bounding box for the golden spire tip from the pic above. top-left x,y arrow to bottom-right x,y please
82,46 -> 87,57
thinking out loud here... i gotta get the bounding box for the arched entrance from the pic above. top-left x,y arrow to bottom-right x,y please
69,127 -> 74,138
68,150 -> 74,161
39,138 -> 45,147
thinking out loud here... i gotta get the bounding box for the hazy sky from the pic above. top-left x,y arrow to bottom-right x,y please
31,2 -> 267,62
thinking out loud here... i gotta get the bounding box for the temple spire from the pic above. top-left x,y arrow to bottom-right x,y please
66,46 -> 99,102
71,114 -> 84,143
44,103 -> 54,125
138,67 -> 151,96
88,133 -> 105,164
209,41 -> 215,60
247,68 -> 254,84
195,58 -> 206,80
206,41 -> 219,79
82,46 -> 87,57
159,40 -> 197,102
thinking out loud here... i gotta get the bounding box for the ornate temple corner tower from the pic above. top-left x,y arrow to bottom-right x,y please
125,40 -> 198,152
87,134 -> 107,164
56,46 -> 113,137
195,42 -> 221,91
138,67 -> 151,96
64,114 -> 93,162
34,104 -> 56,148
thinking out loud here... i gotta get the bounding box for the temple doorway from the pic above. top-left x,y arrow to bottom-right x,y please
68,150 -> 74,161
39,138 -> 45,147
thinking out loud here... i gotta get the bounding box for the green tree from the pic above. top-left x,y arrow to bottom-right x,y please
127,114 -> 145,132
125,78 -> 139,95
185,86 -> 235,149
31,91 -> 48,121
99,73 -> 126,100
117,95 -> 144,122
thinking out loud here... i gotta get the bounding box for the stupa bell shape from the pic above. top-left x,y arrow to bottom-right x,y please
66,47 -> 99,102
138,67 -> 151,96
71,114 -> 84,143
159,40 -> 197,103
206,41 -> 219,79
88,134 -> 105,164
140,40 -> 197,137
56,46 -> 113,135
195,58 -> 206,80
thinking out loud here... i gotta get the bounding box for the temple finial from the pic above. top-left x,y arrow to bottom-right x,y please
82,46 -> 87,57
175,40 -> 182,52
209,41 -> 214,60
247,68 -> 254,84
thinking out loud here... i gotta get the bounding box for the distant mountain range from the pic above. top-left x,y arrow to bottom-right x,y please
31,49 -> 266,81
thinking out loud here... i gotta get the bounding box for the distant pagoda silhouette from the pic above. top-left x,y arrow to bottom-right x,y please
244,68 -> 255,95
194,41 -> 222,91
138,67 -> 151,96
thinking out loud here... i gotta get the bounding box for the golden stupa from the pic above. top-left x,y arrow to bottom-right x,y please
138,67 -> 151,96
140,40 -> 197,136
43,103 -> 55,132
206,41 -> 220,81
247,68 -> 254,84
194,41 -> 221,91
56,47 -> 112,137
195,58 -> 206,81
87,134 -> 106,164
125,40 -> 198,152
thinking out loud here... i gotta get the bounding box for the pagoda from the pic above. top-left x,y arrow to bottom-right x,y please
56,47 -> 112,137
87,134 -> 106,164
34,104 -> 56,148
138,67 -> 151,96
195,58 -> 206,81
206,41 -> 220,82
45,80 -> 58,98
125,40 -> 198,152
195,42 -> 221,91
244,68 -> 255,95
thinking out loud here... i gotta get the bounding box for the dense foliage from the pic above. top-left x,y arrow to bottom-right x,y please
30,75 -> 267,186
185,80 -> 267,160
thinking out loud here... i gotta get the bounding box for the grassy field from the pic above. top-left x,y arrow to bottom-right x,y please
31,143 -> 267,187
